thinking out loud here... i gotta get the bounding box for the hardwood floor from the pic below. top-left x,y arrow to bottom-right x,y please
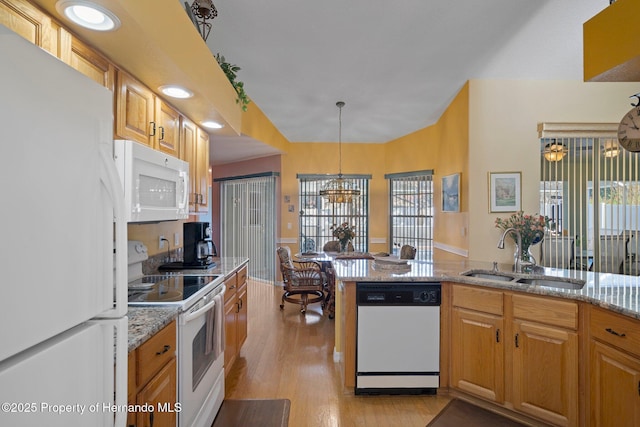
224,279 -> 452,426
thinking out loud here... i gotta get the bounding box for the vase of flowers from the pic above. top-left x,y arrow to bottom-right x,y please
330,222 -> 356,252
495,211 -> 548,267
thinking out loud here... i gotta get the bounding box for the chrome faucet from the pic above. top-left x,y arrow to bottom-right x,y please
497,227 -> 523,273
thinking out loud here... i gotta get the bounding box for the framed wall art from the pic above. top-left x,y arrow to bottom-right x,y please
442,173 -> 460,212
489,172 -> 521,212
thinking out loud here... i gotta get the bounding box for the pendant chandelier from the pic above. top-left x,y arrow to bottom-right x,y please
543,140 -> 567,162
320,101 -> 361,203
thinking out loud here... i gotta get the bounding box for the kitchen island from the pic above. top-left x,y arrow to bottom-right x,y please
333,258 -> 640,427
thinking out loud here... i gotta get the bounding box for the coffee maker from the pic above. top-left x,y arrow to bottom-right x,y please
183,222 -> 218,267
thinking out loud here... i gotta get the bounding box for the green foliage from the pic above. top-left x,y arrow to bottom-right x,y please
215,53 -> 250,112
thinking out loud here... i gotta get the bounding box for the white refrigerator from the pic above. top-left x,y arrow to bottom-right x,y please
0,25 -> 127,427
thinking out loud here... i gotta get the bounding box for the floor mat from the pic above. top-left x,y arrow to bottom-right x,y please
427,399 -> 527,427
212,399 -> 290,427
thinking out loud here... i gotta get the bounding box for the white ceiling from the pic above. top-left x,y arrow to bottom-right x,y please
204,0 -> 608,156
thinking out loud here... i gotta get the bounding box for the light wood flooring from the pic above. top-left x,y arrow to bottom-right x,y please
224,279 -> 452,426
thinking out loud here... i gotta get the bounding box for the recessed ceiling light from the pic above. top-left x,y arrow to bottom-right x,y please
202,121 -> 224,129
56,1 -> 120,31
159,85 -> 193,99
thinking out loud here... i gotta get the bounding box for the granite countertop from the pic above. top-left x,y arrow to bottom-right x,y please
127,257 -> 249,352
332,258 -> 640,320
127,306 -> 180,352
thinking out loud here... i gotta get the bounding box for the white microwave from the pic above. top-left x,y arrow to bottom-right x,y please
114,140 -> 189,222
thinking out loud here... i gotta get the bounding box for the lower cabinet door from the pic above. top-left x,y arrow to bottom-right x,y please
451,307 -> 504,403
136,357 -> 177,427
591,340 -> 640,427
512,320 -> 578,427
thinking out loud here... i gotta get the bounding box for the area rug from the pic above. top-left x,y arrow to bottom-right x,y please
426,399 -> 527,427
212,399 -> 290,427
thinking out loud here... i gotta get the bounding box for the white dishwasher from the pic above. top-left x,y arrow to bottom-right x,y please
356,282 -> 441,395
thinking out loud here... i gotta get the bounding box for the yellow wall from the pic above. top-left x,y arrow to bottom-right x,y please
127,220 -> 186,257
584,0 -> 640,82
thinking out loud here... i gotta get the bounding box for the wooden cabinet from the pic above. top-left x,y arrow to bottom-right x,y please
449,286 -> 579,426
224,265 -> 248,372
589,307 -> 640,427
181,117 -> 210,213
511,294 -> 579,427
116,70 -> 181,157
128,321 -> 177,427
451,285 -> 504,403
0,0 -> 55,54
59,32 -> 115,90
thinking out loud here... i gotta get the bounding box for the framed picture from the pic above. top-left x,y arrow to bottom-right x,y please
442,173 -> 460,212
489,172 -> 521,212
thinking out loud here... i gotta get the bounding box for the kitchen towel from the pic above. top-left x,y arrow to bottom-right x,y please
205,293 -> 225,358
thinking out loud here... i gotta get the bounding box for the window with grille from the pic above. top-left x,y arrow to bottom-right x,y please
539,128 -> 640,275
297,175 -> 370,252
386,171 -> 433,260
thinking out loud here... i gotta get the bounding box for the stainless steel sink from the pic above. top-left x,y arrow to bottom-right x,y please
461,270 -> 516,282
515,277 -> 585,290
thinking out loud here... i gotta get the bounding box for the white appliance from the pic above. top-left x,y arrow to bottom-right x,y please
127,242 -> 226,427
0,26 -> 127,427
114,139 -> 189,222
356,282 -> 441,395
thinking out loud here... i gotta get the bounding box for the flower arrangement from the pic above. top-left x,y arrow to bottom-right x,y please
495,211 -> 548,252
330,222 -> 356,248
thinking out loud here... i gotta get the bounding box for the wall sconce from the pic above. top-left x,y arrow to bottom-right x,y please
543,141 -> 567,162
189,0 -> 217,41
602,139 -> 621,158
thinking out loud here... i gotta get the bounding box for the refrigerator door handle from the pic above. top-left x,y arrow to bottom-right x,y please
98,146 -> 127,319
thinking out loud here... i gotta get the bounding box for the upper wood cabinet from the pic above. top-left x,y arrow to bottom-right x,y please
181,116 -> 210,214
116,70 -> 181,157
0,0 -> 55,54
59,32 -> 115,90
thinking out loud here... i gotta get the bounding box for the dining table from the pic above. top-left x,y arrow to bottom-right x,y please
294,251 -> 375,319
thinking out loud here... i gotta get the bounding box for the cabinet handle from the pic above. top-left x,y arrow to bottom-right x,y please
159,126 -> 165,141
496,329 -> 500,343
239,298 -> 243,310
156,344 -> 171,355
605,328 -> 626,337
149,411 -> 154,427
515,333 -> 519,348
149,121 -> 156,137
236,302 -> 240,313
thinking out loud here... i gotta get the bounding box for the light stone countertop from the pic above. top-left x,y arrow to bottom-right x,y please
127,257 -> 249,352
332,258 -> 640,320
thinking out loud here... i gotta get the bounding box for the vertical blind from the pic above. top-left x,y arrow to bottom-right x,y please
297,175 -> 370,252
539,129 -> 640,275
386,171 -> 434,259
219,174 -> 277,282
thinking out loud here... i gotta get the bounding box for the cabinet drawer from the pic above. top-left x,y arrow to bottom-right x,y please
224,274 -> 238,303
512,294 -> 577,330
237,265 -> 248,286
452,285 -> 503,316
137,321 -> 176,386
590,307 -> 640,357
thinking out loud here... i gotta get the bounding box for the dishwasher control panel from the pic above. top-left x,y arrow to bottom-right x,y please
356,282 -> 441,306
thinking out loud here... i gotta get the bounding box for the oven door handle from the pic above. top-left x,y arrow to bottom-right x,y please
182,285 -> 226,324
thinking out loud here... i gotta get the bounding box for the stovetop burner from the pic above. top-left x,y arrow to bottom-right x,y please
128,274 -> 222,306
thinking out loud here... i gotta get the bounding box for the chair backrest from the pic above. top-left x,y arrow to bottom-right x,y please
599,235 -> 628,274
541,236 -> 574,269
276,246 -> 293,282
400,245 -> 417,259
280,264 -> 323,291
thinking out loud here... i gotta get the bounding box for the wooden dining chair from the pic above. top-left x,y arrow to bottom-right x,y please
400,244 -> 417,259
279,263 -> 326,314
